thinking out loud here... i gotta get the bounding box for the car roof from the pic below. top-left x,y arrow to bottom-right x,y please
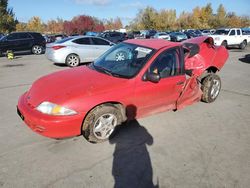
124,39 -> 179,50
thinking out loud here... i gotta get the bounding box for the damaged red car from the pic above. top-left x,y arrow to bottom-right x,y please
17,36 -> 228,143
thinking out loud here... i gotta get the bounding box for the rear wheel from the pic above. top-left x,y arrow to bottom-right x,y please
239,40 -> 247,50
82,104 -> 122,143
201,74 -> 221,103
66,54 -> 80,67
32,45 -> 43,55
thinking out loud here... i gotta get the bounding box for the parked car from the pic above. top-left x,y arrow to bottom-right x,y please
54,34 -> 67,41
138,30 -> 157,39
17,36 -> 228,143
201,30 -> 212,35
209,28 -> 250,49
0,32 -> 45,55
153,32 -> 170,40
128,31 -> 141,39
169,32 -> 188,42
184,31 -> 197,39
99,31 -> 126,43
85,31 -> 99,36
46,36 -> 114,67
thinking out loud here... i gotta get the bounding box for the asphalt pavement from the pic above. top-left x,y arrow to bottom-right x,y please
0,48 -> 249,188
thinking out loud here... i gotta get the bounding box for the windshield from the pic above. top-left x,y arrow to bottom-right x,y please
93,43 -> 155,78
213,29 -> 229,35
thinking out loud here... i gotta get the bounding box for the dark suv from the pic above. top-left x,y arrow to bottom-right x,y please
99,31 -> 126,43
0,32 -> 46,56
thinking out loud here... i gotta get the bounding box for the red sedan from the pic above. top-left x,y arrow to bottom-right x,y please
17,37 -> 228,143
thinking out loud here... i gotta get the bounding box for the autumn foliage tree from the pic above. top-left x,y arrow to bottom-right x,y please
130,4 -> 250,31
26,16 -> 44,32
104,17 -> 123,30
46,18 -> 64,34
63,15 -> 105,35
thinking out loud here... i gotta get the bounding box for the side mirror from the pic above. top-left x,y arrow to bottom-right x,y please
185,69 -> 193,76
143,72 -> 161,83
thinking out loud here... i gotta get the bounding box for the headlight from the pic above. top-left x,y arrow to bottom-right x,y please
36,101 -> 77,116
215,37 -> 220,41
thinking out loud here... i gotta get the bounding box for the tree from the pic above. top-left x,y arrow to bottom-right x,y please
63,15 -> 105,35
155,9 -> 176,30
215,4 -> 227,28
227,12 -> 242,28
0,0 -> 17,33
16,22 -> 27,31
27,16 -> 44,32
177,11 -> 193,29
104,17 -> 123,30
46,18 -> 64,34
200,3 -> 213,28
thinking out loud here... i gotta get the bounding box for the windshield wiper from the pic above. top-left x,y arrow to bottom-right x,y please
93,65 -> 121,78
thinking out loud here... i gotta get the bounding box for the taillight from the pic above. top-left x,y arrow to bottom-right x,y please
52,45 -> 66,50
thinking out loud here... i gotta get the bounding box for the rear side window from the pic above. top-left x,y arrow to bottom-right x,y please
19,33 -> 32,39
237,30 -> 241,35
29,32 -> 43,39
73,38 -> 91,45
92,38 -> 109,45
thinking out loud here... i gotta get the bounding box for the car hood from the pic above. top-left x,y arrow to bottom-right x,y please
26,66 -> 130,108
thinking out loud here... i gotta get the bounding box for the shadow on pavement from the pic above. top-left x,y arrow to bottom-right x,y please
239,54 -> 250,64
110,119 -> 158,188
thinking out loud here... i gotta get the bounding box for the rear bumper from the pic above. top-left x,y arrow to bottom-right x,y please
45,50 -> 66,64
17,92 -> 84,138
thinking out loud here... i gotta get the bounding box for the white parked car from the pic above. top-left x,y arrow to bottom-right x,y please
46,36 -> 114,67
209,28 -> 250,49
153,32 -> 171,40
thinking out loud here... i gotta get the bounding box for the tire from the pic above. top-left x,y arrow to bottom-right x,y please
239,40 -> 247,50
32,45 -> 43,55
201,74 -> 221,103
221,41 -> 227,48
66,54 -> 80,67
82,104 -> 122,143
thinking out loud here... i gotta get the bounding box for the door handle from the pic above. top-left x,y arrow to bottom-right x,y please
176,81 -> 184,85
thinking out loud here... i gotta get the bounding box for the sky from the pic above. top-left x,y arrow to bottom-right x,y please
8,0 -> 250,26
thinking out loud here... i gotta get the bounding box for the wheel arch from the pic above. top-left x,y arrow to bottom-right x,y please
199,66 -> 219,82
81,101 -> 127,133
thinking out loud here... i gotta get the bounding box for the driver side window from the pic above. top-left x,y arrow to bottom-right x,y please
149,49 -> 179,78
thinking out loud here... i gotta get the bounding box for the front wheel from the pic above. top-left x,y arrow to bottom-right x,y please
32,45 -> 43,55
82,104 -> 122,143
201,74 -> 221,103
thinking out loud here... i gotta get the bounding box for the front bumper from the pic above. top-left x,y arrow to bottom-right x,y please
17,92 -> 85,138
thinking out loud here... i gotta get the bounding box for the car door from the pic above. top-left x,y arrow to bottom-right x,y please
134,47 -> 186,117
236,29 -> 243,44
90,37 -> 111,59
228,29 -> 237,45
71,37 -> 94,62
